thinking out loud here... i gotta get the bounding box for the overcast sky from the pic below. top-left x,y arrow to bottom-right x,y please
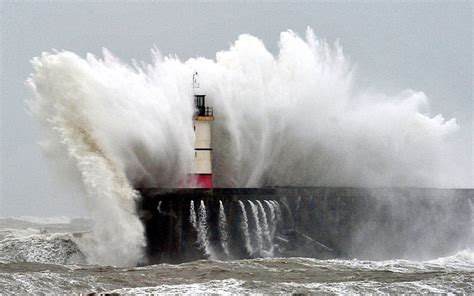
1,2 -> 472,217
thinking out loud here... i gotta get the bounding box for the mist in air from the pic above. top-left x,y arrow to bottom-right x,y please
27,28 -> 463,266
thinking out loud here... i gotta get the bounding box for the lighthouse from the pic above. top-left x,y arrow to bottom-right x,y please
190,71 -> 214,189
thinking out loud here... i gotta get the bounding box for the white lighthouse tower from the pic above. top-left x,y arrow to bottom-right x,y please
189,71 -> 214,189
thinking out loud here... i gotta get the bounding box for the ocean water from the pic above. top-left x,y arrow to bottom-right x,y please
1,217 -> 472,294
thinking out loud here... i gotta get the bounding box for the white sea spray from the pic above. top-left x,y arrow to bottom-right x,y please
27,28 -> 461,265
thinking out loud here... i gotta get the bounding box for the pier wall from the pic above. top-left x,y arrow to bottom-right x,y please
138,187 -> 473,264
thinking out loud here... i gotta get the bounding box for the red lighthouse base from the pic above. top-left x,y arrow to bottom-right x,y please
179,174 -> 213,189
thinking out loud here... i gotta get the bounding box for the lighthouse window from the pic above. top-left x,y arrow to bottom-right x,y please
195,96 -> 205,107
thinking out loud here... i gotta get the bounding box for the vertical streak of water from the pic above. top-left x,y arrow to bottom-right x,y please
238,200 -> 253,255
248,200 -> 263,253
271,201 -> 283,239
190,200 -> 197,229
271,200 -> 283,223
257,200 -> 272,256
264,200 -> 277,237
157,201 -> 162,213
218,201 -> 230,258
198,200 -> 214,259
281,198 -> 294,227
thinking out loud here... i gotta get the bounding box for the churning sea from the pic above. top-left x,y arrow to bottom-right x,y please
0,217 -> 472,294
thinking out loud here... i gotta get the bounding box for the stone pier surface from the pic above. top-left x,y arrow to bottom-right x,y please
137,187 -> 473,264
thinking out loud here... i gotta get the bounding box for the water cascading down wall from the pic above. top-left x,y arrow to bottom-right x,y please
138,187 -> 473,264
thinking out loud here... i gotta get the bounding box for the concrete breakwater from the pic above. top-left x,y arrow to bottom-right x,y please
138,187 -> 473,264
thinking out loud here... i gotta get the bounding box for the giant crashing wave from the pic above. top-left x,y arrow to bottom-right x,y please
27,28 -> 460,266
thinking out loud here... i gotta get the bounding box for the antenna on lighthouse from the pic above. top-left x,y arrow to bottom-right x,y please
193,71 -> 200,93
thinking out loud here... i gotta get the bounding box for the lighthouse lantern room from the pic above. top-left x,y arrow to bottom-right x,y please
190,72 -> 213,189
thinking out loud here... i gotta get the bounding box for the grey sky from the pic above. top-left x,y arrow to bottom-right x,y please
1,1 -> 472,217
